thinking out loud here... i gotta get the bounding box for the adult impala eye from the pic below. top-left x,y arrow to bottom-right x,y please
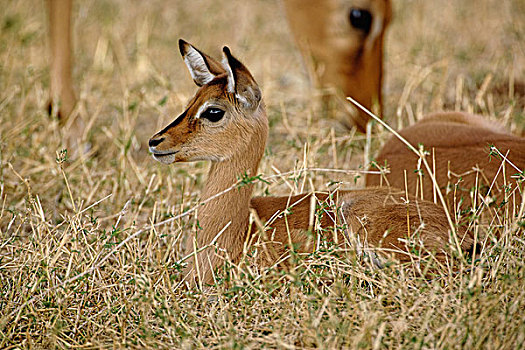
201,107 -> 225,122
349,8 -> 373,34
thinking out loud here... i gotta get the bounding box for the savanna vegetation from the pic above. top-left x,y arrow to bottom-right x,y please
1,0 -> 524,348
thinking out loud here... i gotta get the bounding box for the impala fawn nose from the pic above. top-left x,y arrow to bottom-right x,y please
148,137 -> 165,148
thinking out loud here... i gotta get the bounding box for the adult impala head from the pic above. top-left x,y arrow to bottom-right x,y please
149,40 -> 267,165
284,0 -> 392,131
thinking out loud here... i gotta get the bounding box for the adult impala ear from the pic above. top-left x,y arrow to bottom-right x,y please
221,46 -> 262,110
178,39 -> 225,86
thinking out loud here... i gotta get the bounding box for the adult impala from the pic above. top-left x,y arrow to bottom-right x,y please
47,0 -> 391,132
148,40 -> 473,287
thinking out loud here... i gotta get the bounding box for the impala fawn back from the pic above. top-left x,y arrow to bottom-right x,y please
366,112 -> 525,210
283,0 -> 392,131
149,41 -> 473,287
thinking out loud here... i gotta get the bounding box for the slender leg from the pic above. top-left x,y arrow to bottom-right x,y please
47,0 -> 76,120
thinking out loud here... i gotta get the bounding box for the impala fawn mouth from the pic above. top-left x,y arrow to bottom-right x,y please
150,149 -> 179,164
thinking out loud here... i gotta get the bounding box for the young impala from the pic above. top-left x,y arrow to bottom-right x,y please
47,0 -> 391,133
366,112 -> 525,210
148,40 -> 473,287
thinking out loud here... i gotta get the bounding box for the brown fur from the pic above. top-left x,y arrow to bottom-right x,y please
283,0 -> 392,131
366,112 -> 525,209
251,188 -> 472,266
150,43 -> 473,287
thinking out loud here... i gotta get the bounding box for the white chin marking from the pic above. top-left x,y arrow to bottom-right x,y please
152,153 -> 176,164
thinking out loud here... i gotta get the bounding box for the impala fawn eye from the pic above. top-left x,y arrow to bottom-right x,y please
201,107 -> 225,122
349,8 -> 372,34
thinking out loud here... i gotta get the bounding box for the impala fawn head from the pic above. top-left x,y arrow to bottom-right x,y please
149,39 -> 267,165
149,41 -> 268,286
283,0 -> 392,131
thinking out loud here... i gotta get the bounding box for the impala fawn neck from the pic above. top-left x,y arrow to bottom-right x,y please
194,107 -> 268,284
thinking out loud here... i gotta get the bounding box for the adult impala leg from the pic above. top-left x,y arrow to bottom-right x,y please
47,0 -> 76,120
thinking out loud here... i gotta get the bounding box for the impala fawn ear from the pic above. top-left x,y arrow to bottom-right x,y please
222,46 -> 262,110
178,39 -> 225,86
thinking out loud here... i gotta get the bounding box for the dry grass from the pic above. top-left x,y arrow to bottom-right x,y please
1,0 -> 525,348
